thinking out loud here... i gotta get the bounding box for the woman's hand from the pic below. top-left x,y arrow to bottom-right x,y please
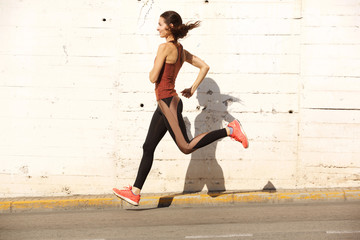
181,88 -> 193,98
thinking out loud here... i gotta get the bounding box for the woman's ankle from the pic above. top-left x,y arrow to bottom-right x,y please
225,127 -> 231,136
132,186 -> 141,195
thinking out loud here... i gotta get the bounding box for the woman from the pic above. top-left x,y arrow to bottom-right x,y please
113,11 -> 248,206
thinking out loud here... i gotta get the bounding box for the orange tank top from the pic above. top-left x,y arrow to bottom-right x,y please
155,43 -> 184,101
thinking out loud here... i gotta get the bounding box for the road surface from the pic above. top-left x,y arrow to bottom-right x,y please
1,202 -> 359,239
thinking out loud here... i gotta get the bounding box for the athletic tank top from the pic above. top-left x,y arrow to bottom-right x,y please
155,43 -> 184,101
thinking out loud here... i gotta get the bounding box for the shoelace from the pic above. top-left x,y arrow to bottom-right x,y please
231,136 -> 243,142
122,185 -> 132,191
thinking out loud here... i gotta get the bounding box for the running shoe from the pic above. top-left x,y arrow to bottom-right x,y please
113,186 -> 140,206
228,119 -> 249,149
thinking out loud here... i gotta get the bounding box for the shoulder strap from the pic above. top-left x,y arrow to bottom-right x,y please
177,44 -> 183,63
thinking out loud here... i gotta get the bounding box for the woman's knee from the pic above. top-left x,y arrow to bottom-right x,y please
179,145 -> 193,155
142,142 -> 156,154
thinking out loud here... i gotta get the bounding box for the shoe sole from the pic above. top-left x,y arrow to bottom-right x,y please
113,190 -> 139,206
237,119 -> 249,149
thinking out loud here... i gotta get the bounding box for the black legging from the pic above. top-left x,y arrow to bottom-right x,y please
133,95 -> 228,189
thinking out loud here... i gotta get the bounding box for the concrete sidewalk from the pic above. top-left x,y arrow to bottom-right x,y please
1,188 -> 359,213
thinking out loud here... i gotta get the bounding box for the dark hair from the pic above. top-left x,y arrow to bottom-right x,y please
160,11 -> 200,42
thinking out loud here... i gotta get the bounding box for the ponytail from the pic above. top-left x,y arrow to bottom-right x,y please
171,21 -> 200,41
160,11 -> 200,42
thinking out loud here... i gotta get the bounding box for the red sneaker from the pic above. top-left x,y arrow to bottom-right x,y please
228,119 -> 249,149
113,186 -> 140,206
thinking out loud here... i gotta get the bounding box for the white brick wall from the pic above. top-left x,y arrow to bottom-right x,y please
0,0 -> 359,197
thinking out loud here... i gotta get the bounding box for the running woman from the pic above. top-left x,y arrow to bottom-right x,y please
113,11 -> 248,206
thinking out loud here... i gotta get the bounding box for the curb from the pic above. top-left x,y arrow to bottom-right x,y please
1,188 -> 359,213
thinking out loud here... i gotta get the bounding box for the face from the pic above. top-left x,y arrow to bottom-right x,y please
157,17 -> 171,38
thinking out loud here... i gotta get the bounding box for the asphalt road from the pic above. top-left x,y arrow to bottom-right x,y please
1,202 -> 359,240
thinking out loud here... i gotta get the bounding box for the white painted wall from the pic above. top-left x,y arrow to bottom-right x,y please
1,0 -> 359,197
298,0 -> 360,187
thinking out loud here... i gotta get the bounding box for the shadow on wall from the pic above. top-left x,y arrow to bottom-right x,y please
183,77 -> 239,194
155,78 -> 278,208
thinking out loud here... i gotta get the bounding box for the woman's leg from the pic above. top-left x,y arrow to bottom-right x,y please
133,106 -> 167,190
158,96 -> 228,154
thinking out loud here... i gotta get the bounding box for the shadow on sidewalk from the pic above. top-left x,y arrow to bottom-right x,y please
126,181 -> 276,211
156,181 -> 277,208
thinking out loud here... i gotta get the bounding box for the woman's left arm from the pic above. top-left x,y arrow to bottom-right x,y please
181,49 -> 210,98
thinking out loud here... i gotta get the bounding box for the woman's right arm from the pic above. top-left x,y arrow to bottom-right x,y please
149,44 -> 168,83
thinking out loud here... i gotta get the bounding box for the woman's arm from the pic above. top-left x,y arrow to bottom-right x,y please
149,43 -> 168,83
181,49 -> 210,98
